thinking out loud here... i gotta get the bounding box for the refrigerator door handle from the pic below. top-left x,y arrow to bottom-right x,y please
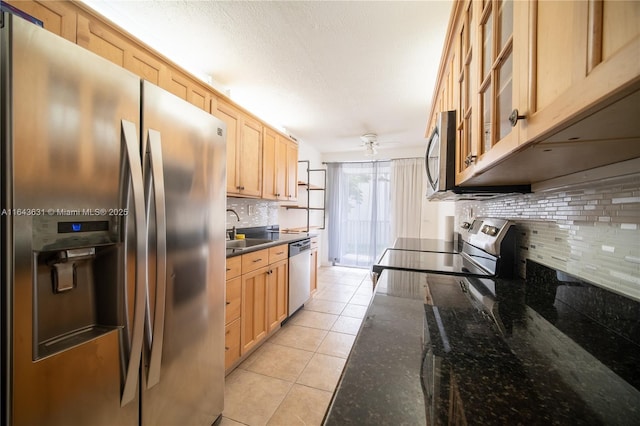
120,119 -> 148,407
144,129 -> 167,388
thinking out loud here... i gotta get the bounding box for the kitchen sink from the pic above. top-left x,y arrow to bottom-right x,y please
226,238 -> 273,249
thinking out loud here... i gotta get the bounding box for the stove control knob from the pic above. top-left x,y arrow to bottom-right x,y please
481,225 -> 499,236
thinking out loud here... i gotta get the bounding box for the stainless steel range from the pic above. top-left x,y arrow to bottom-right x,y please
368,218 -> 520,425
377,218 -> 519,426
372,217 -> 518,280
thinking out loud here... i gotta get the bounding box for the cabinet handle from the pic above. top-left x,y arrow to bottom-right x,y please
276,251 -> 284,255
509,109 -> 526,127
226,268 -> 231,272
225,329 -> 230,335
464,155 -> 477,166
225,347 -> 229,351
252,258 -> 263,263
275,193 -> 280,197
240,186 -> 245,190
226,301 -> 231,305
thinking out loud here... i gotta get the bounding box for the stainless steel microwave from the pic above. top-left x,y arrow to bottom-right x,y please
425,110 -> 456,198
425,110 -> 530,201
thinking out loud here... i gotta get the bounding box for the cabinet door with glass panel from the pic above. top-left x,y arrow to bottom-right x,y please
454,0 -> 474,184
521,0 -> 640,145
457,0 -> 528,185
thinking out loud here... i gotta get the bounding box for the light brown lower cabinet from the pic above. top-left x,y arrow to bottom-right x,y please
224,319 -> 241,371
224,257 -> 242,369
225,276 -> 242,325
240,265 -> 269,354
225,244 -> 291,372
267,259 -> 288,332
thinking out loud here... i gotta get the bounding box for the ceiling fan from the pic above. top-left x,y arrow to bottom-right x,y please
360,133 -> 378,156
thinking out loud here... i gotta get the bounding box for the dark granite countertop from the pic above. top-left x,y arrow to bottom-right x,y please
323,270 -> 427,425
225,227 -> 314,258
324,260 -> 640,425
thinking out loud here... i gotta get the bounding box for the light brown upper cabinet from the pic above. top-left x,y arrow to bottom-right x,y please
519,0 -> 640,150
76,11 -> 165,88
454,0 -> 528,185
160,67 -> 211,112
214,100 -> 263,198
7,0 -> 78,42
24,0 -> 211,113
430,0 -> 640,187
79,5 -> 212,110
286,140 -> 299,201
262,127 -> 288,200
262,128 -> 298,201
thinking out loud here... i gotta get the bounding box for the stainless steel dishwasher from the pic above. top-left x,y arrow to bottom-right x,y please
288,238 -> 311,315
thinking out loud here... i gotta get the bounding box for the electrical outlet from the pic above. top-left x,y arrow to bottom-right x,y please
248,205 -> 255,216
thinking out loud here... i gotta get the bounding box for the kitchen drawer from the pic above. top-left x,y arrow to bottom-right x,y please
225,276 -> 241,325
226,256 -> 242,279
310,237 -> 319,250
225,318 -> 241,371
268,244 -> 288,264
241,248 -> 269,273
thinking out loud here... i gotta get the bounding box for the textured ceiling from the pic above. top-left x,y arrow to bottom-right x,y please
81,0 -> 453,155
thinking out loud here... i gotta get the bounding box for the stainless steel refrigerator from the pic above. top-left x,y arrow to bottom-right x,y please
1,12 -> 226,426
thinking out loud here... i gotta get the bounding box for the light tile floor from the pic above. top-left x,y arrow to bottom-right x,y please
220,265 -> 374,426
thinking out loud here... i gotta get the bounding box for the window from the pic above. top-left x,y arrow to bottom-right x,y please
326,161 -> 391,268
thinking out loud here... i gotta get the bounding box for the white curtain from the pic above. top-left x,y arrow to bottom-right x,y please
326,161 -> 391,268
390,158 -> 425,241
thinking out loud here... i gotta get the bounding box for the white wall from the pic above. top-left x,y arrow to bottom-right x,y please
421,199 -> 455,239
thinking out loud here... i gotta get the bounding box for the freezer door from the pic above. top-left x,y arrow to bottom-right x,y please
5,15 -> 141,426
141,81 -> 226,425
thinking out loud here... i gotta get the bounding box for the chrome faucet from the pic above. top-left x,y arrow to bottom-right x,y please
226,209 -> 240,240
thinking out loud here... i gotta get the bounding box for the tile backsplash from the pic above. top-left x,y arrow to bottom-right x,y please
456,174 -> 640,301
226,197 -> 279,229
